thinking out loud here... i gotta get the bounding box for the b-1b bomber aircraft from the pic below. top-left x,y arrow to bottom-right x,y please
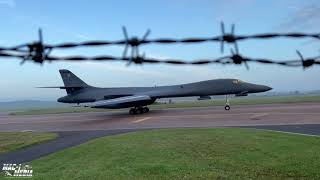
42,69 -> 272,115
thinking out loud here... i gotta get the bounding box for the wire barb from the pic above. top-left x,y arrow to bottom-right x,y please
296,50 -> 316,70
228,41 -> 249,70
219,22 -> 237,53
122,26 -> 150,65
3,28 -> 53,64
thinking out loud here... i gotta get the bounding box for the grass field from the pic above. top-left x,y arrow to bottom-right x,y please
10,95 -> 320,116
0,132 -> 57,154
30,128 -> 320,179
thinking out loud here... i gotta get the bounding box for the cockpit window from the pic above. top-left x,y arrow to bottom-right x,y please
233,80 -> 239,84
232,79 -> 243,84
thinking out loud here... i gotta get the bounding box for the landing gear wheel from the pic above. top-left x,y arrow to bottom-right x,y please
143,107 -> 149,113
136,108 -> 143,114
129,108 -> 136,115
129,107 -> 150,115
224,95 -> 231,111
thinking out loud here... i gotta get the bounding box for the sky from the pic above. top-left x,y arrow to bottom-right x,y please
0,0 -> 319,101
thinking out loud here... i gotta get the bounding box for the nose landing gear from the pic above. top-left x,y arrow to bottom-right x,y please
129,106 -> 150,115
224,95 -> 231,111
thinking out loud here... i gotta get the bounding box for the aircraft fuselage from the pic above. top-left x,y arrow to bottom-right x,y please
58,79 -> 272,108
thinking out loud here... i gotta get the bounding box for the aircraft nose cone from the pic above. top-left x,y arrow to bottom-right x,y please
261,85 -> 272,92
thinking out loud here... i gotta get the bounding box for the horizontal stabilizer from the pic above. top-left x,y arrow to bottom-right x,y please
37,86 -> 84,89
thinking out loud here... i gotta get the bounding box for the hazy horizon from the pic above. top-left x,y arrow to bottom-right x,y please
0,89 -> 319,102
0,0 -> 319,101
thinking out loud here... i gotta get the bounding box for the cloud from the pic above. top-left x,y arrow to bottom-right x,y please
0,0 -> 15,7
279,2 -> 320,31
214,0 -> 255,22
74,33 -> 92,40
74,61 -> 169,78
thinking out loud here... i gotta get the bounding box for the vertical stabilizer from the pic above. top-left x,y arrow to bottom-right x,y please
59,69 -> 89,94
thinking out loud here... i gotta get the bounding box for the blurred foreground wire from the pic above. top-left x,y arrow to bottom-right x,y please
0,22 -> 319,69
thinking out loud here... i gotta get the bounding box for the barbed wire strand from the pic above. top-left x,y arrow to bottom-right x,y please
0,22 -> 319,69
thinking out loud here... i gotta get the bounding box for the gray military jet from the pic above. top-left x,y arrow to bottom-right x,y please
42,69 -> 272,114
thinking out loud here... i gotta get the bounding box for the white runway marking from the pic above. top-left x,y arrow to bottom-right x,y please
20,130 -> 34,132
256,129 -> 320,137
250,113 -> 269,120
132,117 -> 151,123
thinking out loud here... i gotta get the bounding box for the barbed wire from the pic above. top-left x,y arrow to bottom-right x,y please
0,22 -> 319,69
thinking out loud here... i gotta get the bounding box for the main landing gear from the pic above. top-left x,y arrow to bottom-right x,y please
225,95 -> 230,111
129,106 -> 149,115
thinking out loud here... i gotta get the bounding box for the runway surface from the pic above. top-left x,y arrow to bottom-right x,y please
0,103 -> 320,132
1,103 -> 320,164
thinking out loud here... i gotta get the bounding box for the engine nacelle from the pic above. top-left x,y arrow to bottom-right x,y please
235,93 -> 248,97
198,95 -> 212,100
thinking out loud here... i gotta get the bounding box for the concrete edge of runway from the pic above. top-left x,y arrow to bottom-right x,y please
1,124 -> 320,166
